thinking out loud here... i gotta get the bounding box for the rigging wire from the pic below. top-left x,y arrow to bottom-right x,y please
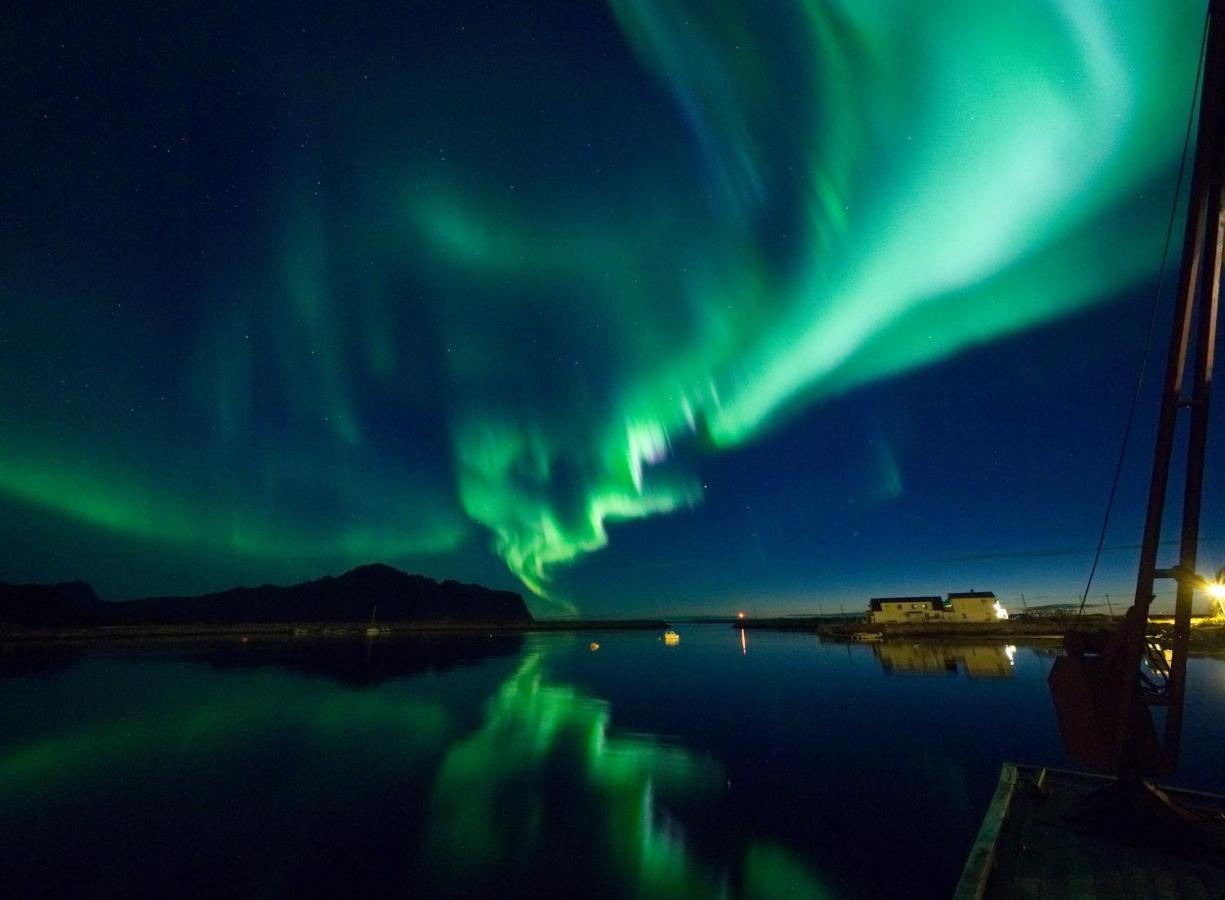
1075,15 -> 1210,620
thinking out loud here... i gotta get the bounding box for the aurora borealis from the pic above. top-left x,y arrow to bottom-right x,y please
2,1 -> 1220,614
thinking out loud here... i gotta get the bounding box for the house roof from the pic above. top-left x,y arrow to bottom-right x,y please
948,591 -> 996,600
869,596 -> 944,611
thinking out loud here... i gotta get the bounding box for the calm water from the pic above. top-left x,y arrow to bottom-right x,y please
3,627 -> 1225,898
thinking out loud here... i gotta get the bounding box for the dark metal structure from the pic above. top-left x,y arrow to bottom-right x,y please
1050,0 -> 1225,782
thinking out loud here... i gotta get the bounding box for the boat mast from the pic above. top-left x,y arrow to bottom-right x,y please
1116,0 -> 1225,778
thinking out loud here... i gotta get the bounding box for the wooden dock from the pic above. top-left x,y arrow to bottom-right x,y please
956,764 -> 1225,899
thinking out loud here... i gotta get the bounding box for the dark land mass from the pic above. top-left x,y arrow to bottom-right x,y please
0,564 -> 673,644
0,564 -> 530,629
735,613 -> 1225,647
732,615 -> 863,630
737,616 -> 1075,639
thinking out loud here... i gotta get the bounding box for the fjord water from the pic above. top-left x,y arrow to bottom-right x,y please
3,628 -> 1225,899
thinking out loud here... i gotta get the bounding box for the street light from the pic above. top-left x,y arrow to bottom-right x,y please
1154,564 -> 1225,616
1207,566 -> 1225,617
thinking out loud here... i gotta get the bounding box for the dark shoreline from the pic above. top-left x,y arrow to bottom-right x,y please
8,616 -> 1224,650
733,615 -> 1225,648
0,618 -> 672,647
741,618 -> 1071,640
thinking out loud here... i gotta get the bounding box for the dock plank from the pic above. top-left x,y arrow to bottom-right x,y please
957,764 -> 1225,899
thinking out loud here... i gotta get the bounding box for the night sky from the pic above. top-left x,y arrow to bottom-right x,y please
2,1 -> 1220,617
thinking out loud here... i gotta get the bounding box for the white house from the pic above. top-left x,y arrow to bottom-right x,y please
869,596 -> 945,624
867,591 -> 1007,624
946,591 -> 1007,622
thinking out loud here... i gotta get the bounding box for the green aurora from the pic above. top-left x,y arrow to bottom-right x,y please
0,1 -> 1206,610
425,650 -> 830,898
0,645 -> 830,897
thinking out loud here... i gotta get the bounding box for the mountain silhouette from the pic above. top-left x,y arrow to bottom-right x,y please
0,564 -> 531,628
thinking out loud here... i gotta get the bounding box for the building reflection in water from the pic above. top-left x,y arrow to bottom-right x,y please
870,643 -> 1019,678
